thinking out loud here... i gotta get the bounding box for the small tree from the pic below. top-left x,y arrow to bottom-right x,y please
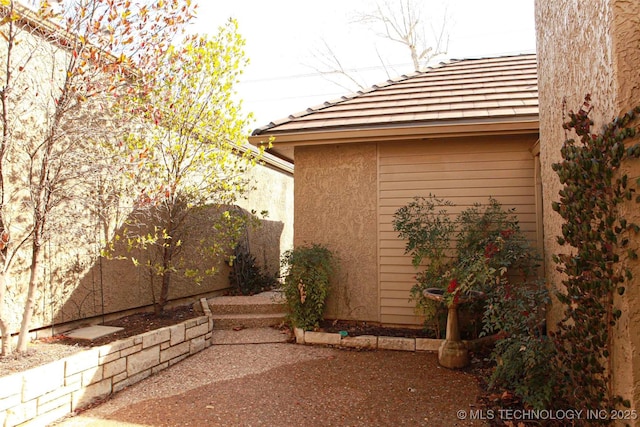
121,20 -> 259,314
0,0 -> 195,354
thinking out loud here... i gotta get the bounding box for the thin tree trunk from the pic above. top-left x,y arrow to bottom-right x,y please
17,97 -> 56,352
0,3 -> 14,357
156,211 -> 175,315
157,240 -> 172,315
0,270 -> 11,355
16,236 -> 42,352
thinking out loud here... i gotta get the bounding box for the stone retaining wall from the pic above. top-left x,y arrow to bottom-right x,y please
294,328 -> 495,353
294,328 -> 444,352
0,315 -> 213,427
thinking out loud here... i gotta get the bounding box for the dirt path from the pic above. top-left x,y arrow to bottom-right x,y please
54,343 -> 487,427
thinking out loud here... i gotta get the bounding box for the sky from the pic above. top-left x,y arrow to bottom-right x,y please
188,0 -> 536,130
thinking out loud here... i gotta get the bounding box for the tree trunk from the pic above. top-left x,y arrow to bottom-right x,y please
0,270 -> 11,356
16,236 -> 42,352
156,236 -> 173,315
158,266 -> 171,315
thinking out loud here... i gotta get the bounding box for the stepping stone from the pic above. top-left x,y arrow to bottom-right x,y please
65,325 -> 124,341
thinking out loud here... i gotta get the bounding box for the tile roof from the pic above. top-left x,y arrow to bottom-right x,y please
251,53 -> 537,136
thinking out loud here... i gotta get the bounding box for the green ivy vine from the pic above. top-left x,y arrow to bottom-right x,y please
551,95 -> 640,417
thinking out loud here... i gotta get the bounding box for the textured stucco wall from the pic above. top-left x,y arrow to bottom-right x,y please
55,161 -> 293,326
536,0 -> 640,412
239,162 -> 294,275
0,20 -> 124,332
294,144 -> 378,322
536,0 -> 616,327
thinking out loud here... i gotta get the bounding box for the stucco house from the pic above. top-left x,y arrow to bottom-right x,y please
250,53 -> 540,326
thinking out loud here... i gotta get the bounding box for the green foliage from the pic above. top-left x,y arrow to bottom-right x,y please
490,334 -> 556,410
393,196 -> 543,312
483,274 -> 552,408
115,20 -> 259,313
228,244 -> 277,296
281,244 -> 336,330
393,195 -> 455,270
393,196 -> 550,405
456,199 -> 539,280
549,95 -> 640,416
393,195 -> 455,334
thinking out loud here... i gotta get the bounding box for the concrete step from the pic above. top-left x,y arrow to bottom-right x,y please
211,312 -> 287,330
207,291 -> 286,316
211,327 -> 291,344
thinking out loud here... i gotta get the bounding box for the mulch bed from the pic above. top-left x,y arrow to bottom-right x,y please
317,319 -> 438,338
42,305 -> 201,348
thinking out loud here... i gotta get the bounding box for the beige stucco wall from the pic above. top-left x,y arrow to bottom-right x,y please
0,17 -> 123,332
53,159 -> 293,327
239,161 -> 294,275
294,144 -> 379,322
536,0 -> 640,413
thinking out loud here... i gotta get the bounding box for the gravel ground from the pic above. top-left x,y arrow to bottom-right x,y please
54,342 -> 487,427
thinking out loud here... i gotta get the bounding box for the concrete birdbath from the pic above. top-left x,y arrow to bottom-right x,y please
423,287 -> 484,369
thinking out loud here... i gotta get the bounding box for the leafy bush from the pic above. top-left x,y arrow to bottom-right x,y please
393,196 -> 543,318
281,244 -> 336,330
483,273 -> 552,408
490,334 -> 555,410
228,244 -> 277,295
393,195 -> 454,335
393,195 -> 551,406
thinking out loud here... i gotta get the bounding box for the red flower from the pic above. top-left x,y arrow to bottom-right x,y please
447,279 -> 460,304
484,242 -> 499,258
500,229 -> 515,239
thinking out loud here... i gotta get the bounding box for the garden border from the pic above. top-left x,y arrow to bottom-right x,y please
0,299 -> 213,427
293,328 -> 494,353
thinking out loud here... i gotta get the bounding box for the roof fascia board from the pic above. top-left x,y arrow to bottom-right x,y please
249,118 -> 539,147
237,143 -> 294,175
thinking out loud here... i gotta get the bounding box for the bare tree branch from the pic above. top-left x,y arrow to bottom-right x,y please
309,0 -> 450,93
308,39 -> 368,92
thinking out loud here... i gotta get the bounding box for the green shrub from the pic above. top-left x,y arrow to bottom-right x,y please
393,196 -> 544,325
490,334 -> 555,410
228,244 -> 277,295
281,244 -> 336,330
393,195 -> 550,406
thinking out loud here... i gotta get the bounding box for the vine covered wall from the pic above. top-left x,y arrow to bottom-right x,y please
535,0 -> 640,413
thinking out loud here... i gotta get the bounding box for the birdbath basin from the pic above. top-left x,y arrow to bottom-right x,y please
423,287 -> 484,369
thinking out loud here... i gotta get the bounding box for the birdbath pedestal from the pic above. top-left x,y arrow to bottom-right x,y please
423,287 -> 483,369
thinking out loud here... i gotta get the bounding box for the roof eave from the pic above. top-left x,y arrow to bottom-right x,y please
248,116 -> 539,162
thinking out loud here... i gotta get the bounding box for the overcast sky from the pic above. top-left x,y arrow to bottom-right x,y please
189,0 -> 536,129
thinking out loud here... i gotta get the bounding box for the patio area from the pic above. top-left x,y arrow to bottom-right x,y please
53,342 -> 486,427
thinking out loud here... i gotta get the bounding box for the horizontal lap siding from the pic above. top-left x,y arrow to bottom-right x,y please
378,135 -> 538,325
